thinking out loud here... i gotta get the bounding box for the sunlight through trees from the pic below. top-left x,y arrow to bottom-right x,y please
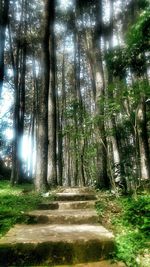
0,0 -> 149,193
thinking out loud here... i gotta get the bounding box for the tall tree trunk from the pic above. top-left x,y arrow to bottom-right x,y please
29,55 -> 39,179
9,19 -> 20,185
0,0 -> 9,97
17,44 -> 27,182
47,0 -> 57,187
83,3 -> 109,188
17,0 -> 28,181
66,134 -> 71,186
35,0 -> 51,192
137,96 -> 150,181
10,0 -> 27,184
57,109 -> 63,186
107,0 -> 121,188
76,34 -> 86,186
94,0 -> 109,188
57,48 -> 66,186
73,8 -> 79,186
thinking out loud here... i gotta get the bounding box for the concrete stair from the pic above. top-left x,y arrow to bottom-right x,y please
38,200 -> 96,210
0,187 -> 115,266
27,209 -> 99,224
55,192 -> 96,201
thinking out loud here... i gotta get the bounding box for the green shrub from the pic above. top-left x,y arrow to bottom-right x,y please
115,231 -> 146,267
113,195 -> 150,266
121,196 -> 150,234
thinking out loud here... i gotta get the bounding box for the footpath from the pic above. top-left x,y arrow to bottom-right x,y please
0,187 -> 125,266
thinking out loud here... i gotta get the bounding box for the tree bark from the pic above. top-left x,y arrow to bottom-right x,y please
137,96 -> 150,181
0,0 -> 9,97
47,0 -> 57,187
35,0 -> 51,192
17,44 -> 27,182
93,0 -> 109,188
10,0 -> 27,184
57,48 -> 66,186
9,22 -> 20,185
108,0 -> 121,187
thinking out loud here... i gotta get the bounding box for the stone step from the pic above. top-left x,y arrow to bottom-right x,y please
58,200 -> 96,210
38,200 -> 96,210
27,209 -> 99,224
56,192 -> 96,201
0,224 -> 114,266
56,260 -> 126,267
57,187 -> 95,194
38,201 -> 59,210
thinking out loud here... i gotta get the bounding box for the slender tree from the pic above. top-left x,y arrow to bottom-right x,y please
137,94 -> 150,181
91,0 -> 109,188
10,0 -> 27,184
35,0 -> 51,191
0,0 -> 9,97
47,0 -> 57,187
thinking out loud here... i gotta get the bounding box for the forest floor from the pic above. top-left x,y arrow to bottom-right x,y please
95,190 -> 150,267
0,180 -> 149,267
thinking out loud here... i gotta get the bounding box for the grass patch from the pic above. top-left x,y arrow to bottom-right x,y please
0,180 -> 43,237
96,192 -> 150,267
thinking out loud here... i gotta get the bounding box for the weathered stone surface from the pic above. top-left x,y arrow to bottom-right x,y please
0,187 -> 115,266
57,187 -> 95,194
58,200 -> 96,210
56,260 -> 126,267
27,209 -> 98,224
0,224 -> 114,266
56,193 -> 96,201
38,200 -> 96,210
38,202 -> 59,210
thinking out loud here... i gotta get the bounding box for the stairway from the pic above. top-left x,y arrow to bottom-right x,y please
0,187 -> 115,266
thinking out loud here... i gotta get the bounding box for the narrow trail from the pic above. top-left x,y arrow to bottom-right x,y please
0,187 -> 125,266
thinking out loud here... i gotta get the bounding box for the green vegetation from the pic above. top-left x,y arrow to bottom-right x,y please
0,181 -> 150,266
0,181 -> 43,237
96,192 -> 150,267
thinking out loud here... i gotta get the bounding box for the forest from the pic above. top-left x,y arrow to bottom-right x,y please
0,0 -> 150,193
0,0 -> 150,266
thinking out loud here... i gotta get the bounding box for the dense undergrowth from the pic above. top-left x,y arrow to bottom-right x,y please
0,181 -> 149,266
96,191 -> 150,267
